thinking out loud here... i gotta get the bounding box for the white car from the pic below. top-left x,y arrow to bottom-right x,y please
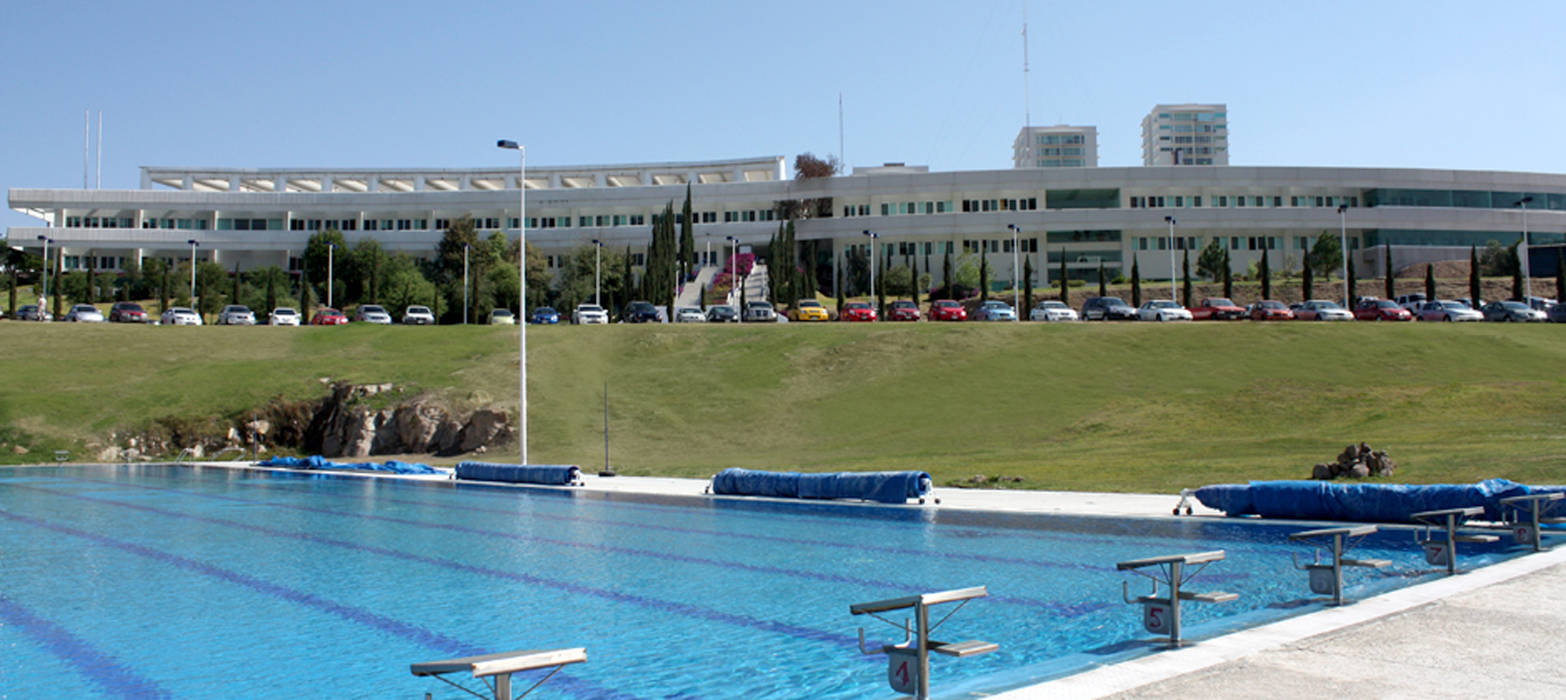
674,306 -> 706,323
573,304 -> 609,324
64,304 -> 105,323
354,304 -> 393,324
1137,300 -> 1193,322
488,308 -> 516,325
1295,300 -> 1354,321
216,304 -> 256,325
1417,300 -> 1483,322
161,307 -> 203,326
743,301 -> 777,322
269,307 -> 301,326
403,305 -> 435,325
1029,300 -> 1079,322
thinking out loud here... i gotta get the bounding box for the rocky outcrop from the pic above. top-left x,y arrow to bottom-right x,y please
1311,442 -> 1396,480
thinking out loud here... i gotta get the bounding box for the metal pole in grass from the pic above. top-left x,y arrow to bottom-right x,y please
36,235 -> 50,309
862,230 -> 878,304
600,382 -> 616,477
1164,216 -> 1176,301
592,239 -> 602,306
497,139 -> 527,465
462,242 -> 469,325
727,235 -> 741,322
1007,224 -> 1021,320
1516,196 -> 1533,301
325,242 -> 335,309
1338,204 -> 1350,308
187,239 -> 199,308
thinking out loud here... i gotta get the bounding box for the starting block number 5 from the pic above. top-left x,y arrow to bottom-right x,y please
1143,602 -> 1170,634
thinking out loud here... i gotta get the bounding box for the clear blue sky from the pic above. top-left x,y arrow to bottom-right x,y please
6,0 -> 1566,230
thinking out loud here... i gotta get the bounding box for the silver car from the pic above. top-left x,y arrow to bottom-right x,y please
216,305 -> 256,325
64,304 -> 105,323
674,306 -> 706,323
354,304 -> 393,324
1029,300 -> 1079,322
743,301 -> 777,322
160,307 -> 203,326
1137,300 -> 1193,322
1296,300 -> 1353,321
15,304 -> 52,322
572,304 -> 609,324
1417,300 -> 1483,322
1480,300 -> 1546,322
403,305 -> 435,325
269,307 -> 301,326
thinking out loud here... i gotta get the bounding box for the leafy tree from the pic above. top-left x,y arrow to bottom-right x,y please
1182,249 -> 1193,307
145,258 -> 170,313
1425,263 -> 1437,301
350,238 -> 386,304
884,265 -> 912,296
555,243 -> 626,312
303,229 -> 349,296
1301,256 -> 1314,301
1222,248 -> 1233,299
1469,246 -> 1481,306
194,261 -> 229,318
1383,243 -> 1395,299
1308,232 -> 1342,280
1022,255 -> 1033,312
231,261 -> 241,305
1196,237 -> 1226,281
1479,240 -> 1511,276
1131,256 -> 1142,306
1260,248 -> 1272,299
775,153 -> 839,220
299,269 -> 313,320
952,253 -> 980,298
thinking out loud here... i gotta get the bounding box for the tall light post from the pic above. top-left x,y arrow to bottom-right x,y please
325,242 -> 336,309
1517,196 -> 1534,301
705,234 -> 711,270
462,242 -> 470,325
1163,216 -> 1177,300
726,234 -> 741,320
496,139 -> 528,466
1337,204 -> 1350,308
591,239 -> 603,306
187,239 -> 199,307
1007,224 -> 1022,319
862,230 -> 878,304
36,235 -> 50,308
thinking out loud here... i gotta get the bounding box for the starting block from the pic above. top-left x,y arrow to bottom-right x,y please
1118,550 -> 1237,645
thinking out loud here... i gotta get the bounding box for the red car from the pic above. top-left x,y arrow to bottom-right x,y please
929,299 -> 967,322
311,308 -> 349,325
1353,298 -> 1414,321
889,300 -> 921,321
108,301 -> 148,323
1190,297 -> 1246,320
1248,300 -> 1295,321
840,301 -> 878,322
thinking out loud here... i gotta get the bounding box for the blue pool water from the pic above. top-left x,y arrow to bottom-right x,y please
0,464 -> 1528,698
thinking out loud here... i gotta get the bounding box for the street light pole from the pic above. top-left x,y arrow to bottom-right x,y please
462,242 -> 470,325
1164,216 -> 1177,300
325,242 -> 335,309
497,139 -> 528,466
187,239 -> 199,308
592,239 -> 602,306
726,235 -> 741,322
36,235 -> 50,308
862,230 -> 878,304
1007,224 -> 1022,319
1517,196 -> 1534,301
1337,204 -> 1350,308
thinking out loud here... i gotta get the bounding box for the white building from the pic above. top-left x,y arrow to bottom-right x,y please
1141,104 -> 1229,166
1013,126 -> 1098,168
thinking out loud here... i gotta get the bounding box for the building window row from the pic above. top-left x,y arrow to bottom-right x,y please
1129,195 -> 1360,209
960,198 -> 1038,213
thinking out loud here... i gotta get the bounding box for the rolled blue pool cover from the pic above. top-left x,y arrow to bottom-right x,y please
1195,479 -> 1566,523
257,455 -> 442,475
454,462 -> 581,485
712,468 -> 932,504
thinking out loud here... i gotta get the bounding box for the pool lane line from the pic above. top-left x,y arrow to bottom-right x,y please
0,509 -> 640,700
49,476 -> 1109,616
0,593 -> 171,699
2,483 -> 867,650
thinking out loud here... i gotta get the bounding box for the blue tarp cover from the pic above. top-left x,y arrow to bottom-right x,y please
454,462 -> 581,486
711,468 -> 931,504
257,455 -> 443,475
1195,479 -> 1566,523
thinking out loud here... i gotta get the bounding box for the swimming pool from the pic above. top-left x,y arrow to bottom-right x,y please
0,464 -> 1526,698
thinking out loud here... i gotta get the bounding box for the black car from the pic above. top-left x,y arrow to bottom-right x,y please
705,305 -> 738,323
1080,296 -> 1137,321
622,300 -> 660,323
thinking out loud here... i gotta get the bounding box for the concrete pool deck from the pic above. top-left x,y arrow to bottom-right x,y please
192,463 -> 1565,699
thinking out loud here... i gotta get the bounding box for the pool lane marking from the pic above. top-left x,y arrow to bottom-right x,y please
0,593 -> 171,699
53,476 -> 1106,616
0,509 -> 640,700
3,483 -> 865,649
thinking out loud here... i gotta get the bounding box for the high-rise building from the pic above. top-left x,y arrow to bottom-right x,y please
1141,104 -> 1228,166
1013,125 -> 1098,168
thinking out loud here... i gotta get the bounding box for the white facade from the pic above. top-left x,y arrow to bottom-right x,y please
1141,104 -> 1228,166
1012,126 -> 1098,169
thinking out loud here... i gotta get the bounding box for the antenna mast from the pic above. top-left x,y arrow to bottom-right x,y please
838,92 -> 845,173
1022,4 -> 1032,167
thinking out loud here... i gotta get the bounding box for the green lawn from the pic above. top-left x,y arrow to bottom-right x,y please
2,321 -> 1563,492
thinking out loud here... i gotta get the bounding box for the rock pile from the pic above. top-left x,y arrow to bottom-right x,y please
1311,442 -> 1396,480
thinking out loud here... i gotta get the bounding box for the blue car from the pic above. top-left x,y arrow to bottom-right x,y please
529,306 -> 560,324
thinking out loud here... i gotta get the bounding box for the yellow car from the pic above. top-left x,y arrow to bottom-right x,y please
788,299 -> 831,322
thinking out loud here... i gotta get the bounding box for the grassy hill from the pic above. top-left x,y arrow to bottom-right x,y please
2,321 -> 1563,492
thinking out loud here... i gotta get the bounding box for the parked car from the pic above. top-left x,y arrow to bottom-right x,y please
1453,297 -> 1475,309
216,305 -> 256,325
788,299 -> 830,322
929,299 -> 967,322
64,304 -> 105,323
1294,300 -> 1354,321
840,301 -> 878,322
488,308 -> 516,325
15,304 -> 51,322
1248,300 -> 1294,321
1353,298 -> 1413,321
1189,297 -> 1246,321
672,306 -> 706,323
1029,300 -> 1079,322
888,300 -> 921,321
622,300 -> 660,323
310,308 -> 348,325
108,301 -> 148,323
527,306 -> 559,324
705,305 -> 738,323
162,307 -> 204,326
1550,303 -> 1566,323
403,305 -> 436,325
353,304 -> 392,324
269,307 -> 302,326
1526,296 -> 1558,312
1417,300 -> 1483,322
973,300 -> 1017,321
1480,300 -> 1546,323
1080,296 -> 1137,321
1137,300 -> 1193,322
1394,293 -> 1427,313
572,304 -> 609,324
743,301 -> 777,322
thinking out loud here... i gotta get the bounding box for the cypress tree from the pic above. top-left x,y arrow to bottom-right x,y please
766,230 -> 778,302
51,253 -> 62,319
878,253 -> 887,317
86,252 -> 96,304
1182,250 -> 1193,307
159,263 -> 171,313
264,271 -> 276,318
232,261 -> 241,307
1425,263 -> 1437,301
1556,248 -> 1565,302
1131,256 -> 1142,307
1347,257 -> 1357,306
1222,248 -> 1233,299
979,256 -> 989,301
300,269 -> 313,320
942,250 -> 953,299
1383,242 -> 1395,299
911,253 -> 921,308
785,220 -> 798,302
1301,256 -> 1314,302
621,246 -> 633,316
1260,248 -> 1272,299
1510,244 -> 1523,301
1098,261 -> 1107,297
680,184 -> 694,283
1023,255 -> 1033,312
835,264 -> 844,315
1468,245 -> 1481,306
1058,249 -> 1068,303
699,283 -> 707,311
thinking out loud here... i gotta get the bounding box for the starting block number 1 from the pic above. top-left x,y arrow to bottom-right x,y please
886,649 -> 916,695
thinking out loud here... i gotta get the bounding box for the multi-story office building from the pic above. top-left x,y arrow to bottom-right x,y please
1012,126 -> 1098,169
1142,104 -> 1229,166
